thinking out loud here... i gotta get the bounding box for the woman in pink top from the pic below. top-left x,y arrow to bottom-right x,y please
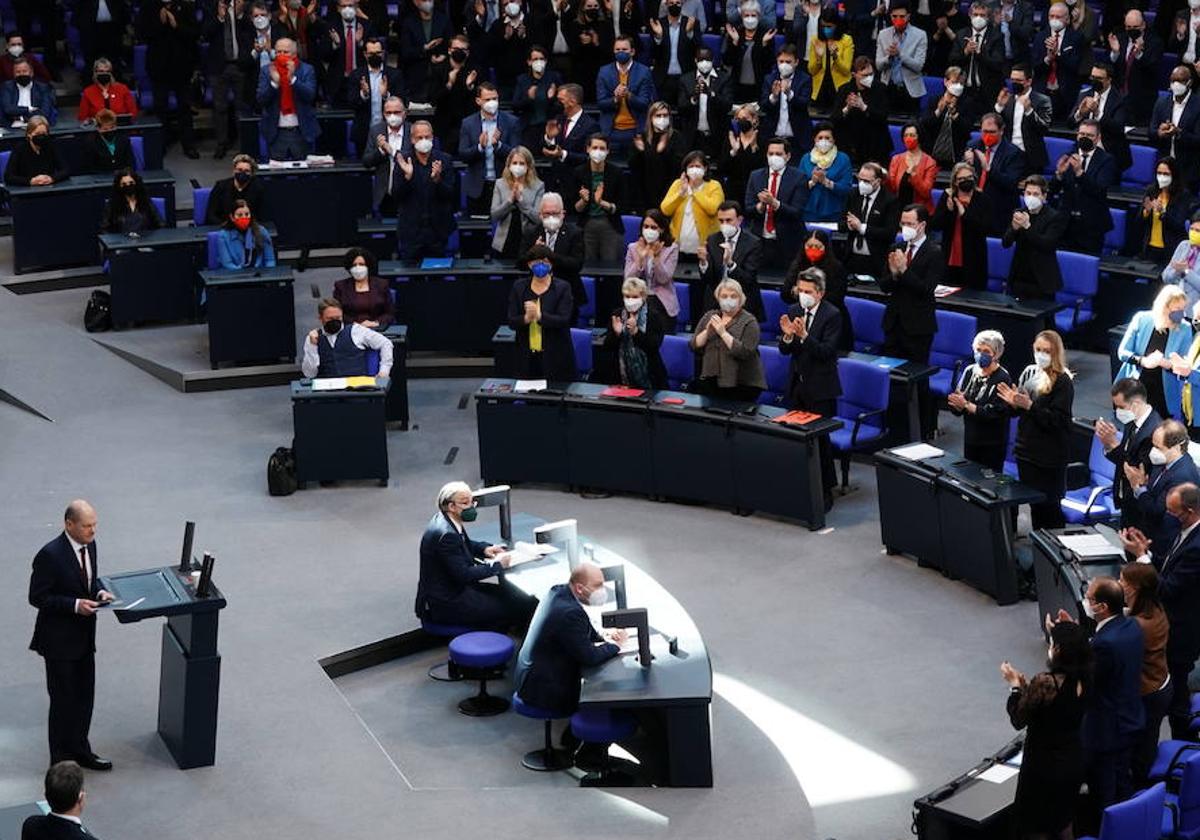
622,209 -> 680,319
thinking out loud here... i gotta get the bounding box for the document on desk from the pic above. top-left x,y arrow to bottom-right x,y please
504,541 -> 559,566
311,377 -> 348,391
976,764 -> 1019,784
513,379 -> 548,393
616,629 -> 641,655
1057,533 -> 1120,558
890,442 -> 946,461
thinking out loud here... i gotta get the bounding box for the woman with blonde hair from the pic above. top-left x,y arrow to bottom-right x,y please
490,145 -> 545,259
1115,284 -> 1193,419
997,330 -> 1074,529
628,100 -> 686,213
689,278 -> 765,401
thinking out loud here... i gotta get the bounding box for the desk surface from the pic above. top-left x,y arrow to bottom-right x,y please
256,162 -> 371,177
99,564 -> 225,622
200,266 -> 295,287
100,225 -> 220,251
291,378 -> 389,399
475,512 -> 712,706
876,448 -> 1045,506
8,168 -> 174,196
1099,257 -> 1164,279
847,281 -> 1063,319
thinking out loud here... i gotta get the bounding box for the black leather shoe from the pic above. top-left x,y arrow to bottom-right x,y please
78,754 -> 113,771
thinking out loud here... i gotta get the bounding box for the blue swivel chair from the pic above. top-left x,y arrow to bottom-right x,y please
420,619 -> 474,681
758,344 -> 789,405
843,296 -> 885,354
446,631 -> 514,717
621,214 -> 641,247
986,236 -> 1011,293
1079,782 -> 1165,840
577,277 -> 596,327
759,288 -> 787,341
192,185 -> 212,226
1054,251 -> 1100,335
674,282 -> 691,332
571,327 -> 593,380
512,694 -> 573,771
1163,750 -> 1200,840
829,357 -> 891,490
927,310 -> 977,398
570,708 -> 639,786
660,334 -> 694,390
1060,436 -> 1118,525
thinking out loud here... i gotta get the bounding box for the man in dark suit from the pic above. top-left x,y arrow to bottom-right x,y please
948,1 -> 1006,114
316,0 -> 376,103
595,35 -> 656,154
21,761 -> 97,840
1001,175 -> 1065,300
458,81 -> 520,215
1150,66 -> 1200,188
1128,421 -> 1200,557
756,44 -> 812,155
398,0 -> 453,102
880,203 -> 942,362
137,0 -> 199,158
965,112 -> 1026,232
29,501 -> 114,770
429,33 -> 480,143
994,63 -> 1052,176
1121,482 -> 1200,739
392,119 -> 460,261
202,0 -> 256,160
256,38 -> 320,161
1071,63 -> 1130,175
514,562 -> 624,716
676,48 -> 732,158
361,96 -> 412,216
76,0 -> 130,73
1051,119 -> 1117,254
744,138 -> 806,272
540,83 -> 598,193
1109,9 -> 1163,127
698,201 -> 764,321
413,481 -> 534,629
520,192 -> 587,320
345,37 -> 404,157
205,154 -> 269,225
994,0 -> 1035,66
1030,2 -> 1085,118
840,161 -> 900,280
779,266 -> 842,503
1095,378 -> 1161,530
648,2 -> 699,108
0,58 -> 57,126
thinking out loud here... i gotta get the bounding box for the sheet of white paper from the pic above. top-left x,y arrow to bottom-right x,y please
617,629 -> 640,655
513,379 -> 548,393
113,596 -> 146,611
976,764 -> 1019,784
890,442 -> 946,461
311,377 -> 348,391
1058,533 -> 1120,558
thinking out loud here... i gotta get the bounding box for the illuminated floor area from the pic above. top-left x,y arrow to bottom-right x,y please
0,254 -> 1119,839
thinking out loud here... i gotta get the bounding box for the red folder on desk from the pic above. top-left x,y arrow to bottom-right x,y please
601,386 -> 646,398
771,410 -> 822,425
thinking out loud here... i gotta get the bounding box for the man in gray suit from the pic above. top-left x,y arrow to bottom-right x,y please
361,95 -> 412,217
875,1 -> 927,114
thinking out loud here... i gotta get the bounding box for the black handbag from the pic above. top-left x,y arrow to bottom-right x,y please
84,290 -> 112,332
267,447 -> 297,496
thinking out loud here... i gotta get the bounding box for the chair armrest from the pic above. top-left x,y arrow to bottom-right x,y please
1064,461 -> 1088,489
850,406 -> 888,448
189,177 -> 201,189
1070,297 -> 1084,330
1081,486 -> 1112,525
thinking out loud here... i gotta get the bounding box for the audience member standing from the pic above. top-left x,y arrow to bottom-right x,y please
256,38 -> 319,161
138,0 -> 199,159
1119,562 -> 1172,787
947,330 -> 1012,471
1001,175 -> 1064,301
879,203 -> 941,361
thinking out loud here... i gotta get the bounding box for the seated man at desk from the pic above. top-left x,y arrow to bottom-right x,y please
81,108 -> 136,174
0,56 -> 57,127
216,200 -> 276,271
300,298 -> 393,379
206,155 -> 268,226
4,116 -> 67,187
514,561 -> 626,716
414,481 -> 534,629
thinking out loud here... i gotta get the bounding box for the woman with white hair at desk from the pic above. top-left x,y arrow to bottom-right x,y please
946,329 -> 1013,471
601,277 -> 669,389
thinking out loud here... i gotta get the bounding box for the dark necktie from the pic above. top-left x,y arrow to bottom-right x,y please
78,547 -> 89,590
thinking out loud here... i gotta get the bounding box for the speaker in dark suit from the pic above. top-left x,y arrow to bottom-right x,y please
28,502 -> 113,770
839,162 -> 900,279
413,482 -> 534,629
514,568 -> 621,715
1000,175 -> 1065,300
698,204 -> 764,321
22,761 -> 94,840
879,204 -> 943,362
1097,378 -> 1160,530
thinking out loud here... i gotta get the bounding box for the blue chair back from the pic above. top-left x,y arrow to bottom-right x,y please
571,327 -> 592,379
151,196 -> 166,219
1043,136 -> 1074,176
578,276 -> 596,327
760,289 -> 787,339
835,357 -> 890,432
193,186 -> 212,227
365,349 -> 381,376
928,310 -> 977,389
921,75 -> 945,111
930,187 -> 943,209
758,344 -> 789,404
1088,433 -> 1117,486
661,334 -> 694,390
0,149 -> 11,185
701,33 -> 723,63
621,214 -> 641,247
675,282 -> 691,331
1174,751 -> 1200,837
844,296 -> 885,353
1104,206 -> 1126,255
1095,782 -> 1165,840
1123,144 -> 1156,189
889,123 -> 903,155
130,135 -> 145,172
206,230 -> 222,270
1054,251 -> 1100,333
986,236 -> 1011,293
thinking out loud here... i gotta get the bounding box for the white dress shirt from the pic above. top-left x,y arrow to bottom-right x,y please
65,533 -> 93,614
301,323 -> 394,378
773,80 -> 794,138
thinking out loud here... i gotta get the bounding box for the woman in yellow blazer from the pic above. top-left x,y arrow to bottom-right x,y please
660,150 -> 725,259
807,10 -> 854,107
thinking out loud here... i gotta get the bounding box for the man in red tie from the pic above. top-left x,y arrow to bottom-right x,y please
29,501 -> 115,771
880,204 -> 942,362
745,137 -> 805,271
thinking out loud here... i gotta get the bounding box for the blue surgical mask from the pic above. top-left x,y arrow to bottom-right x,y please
975,352 -> 993,369
614,50 -> 631,64
1171,309 -> 1186,324
531,262 -> 552,278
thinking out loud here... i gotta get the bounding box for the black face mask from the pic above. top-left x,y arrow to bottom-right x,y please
234,171 -> 252,185
1077,136 -> 1095,153
957,178 -> 975,192
95,73 -> 112,85
1089,77 -> 1105,89
450,48 -> 468,63
1126,27 -> 1141,38
366,54 -> 384,69
323,318 -> 343,335
120,183 -> 136,196
30,133 -> 47,147
585,8 -> 600,18
667,2 -> 681,13
14,75 -> 31,87
736,117 -> 754,133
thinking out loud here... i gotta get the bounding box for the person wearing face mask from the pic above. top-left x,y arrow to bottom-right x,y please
949,2 -> 1005,112
919,66 -> 977,168
490,146 -> 545,259
622,210 -> 680,318
661,150 -> 725,258
566,0 -> 615,103
722,0 -> 776,104
0,32 -> 49,83
931,161 -> 993,290
678,48 -> 733,158
744,137 -> 805,272
521,193 -> 586,319
317,0 -> 375,103
570,134 -> 626,262
256,38 -> 320,162
362,96 -> 411,216
482,0 -> 534,90
841,161 -> 899,279
513,561 -> 626,719
874,1 -> 927,115
1001,176 -> 1065,301
887,123 -> 938,211
1030,2 -> 1084,119
1108,9 -> 1164,127
998,620 -> 1090,840
800,122 -> 853,222
202,1 -> 255,160
1139,158 -> 1197,266
302,297 -> 393,378
993,64 -> 1052,176
1050,118 -> 1117,255
135,0 -> 199,159
996,329 -> 1074,530
513,46 -> 563,150
100,168 -> 162,235
698,201 -> 764,320
1162,209 -> 1200,296
80,108 -> 136,174
393,120 -> 461,261
1127,422 -> 1200,559
784,229 -> 851,349
399,0 -> 453,103
628,101 -> 687,214
0,55 -> 56,128
332,247 -> 393,329
721,103 -> 767,219
881,204 -> 942,362
1115,285 -> 1194,421
807,10 -> 854,108
1167,1 -> 1200,65
1115,562 -> 1171,787
831,55 -> 891,167
508,244 -> 577,380
1151,66 -> 1200,189
690,278 -> 766,401
595,35 -> 655,155
1171,300 -> 1200,440
430,35 -> 480,144
602,277 -> 669,388
647,0 -> 700,107
458,82 -> 520,216
1095,378 -> 1162,529
1070,62 -> 1131,175
758,43 -> 814,155
77,58 -> 138,124
216,200 -> 276,271
5,116 -> 66,187
1121,482 -> 1200,745
946,330 -> 1012,471
345,36 -> 403,156
206,154 -> 268,226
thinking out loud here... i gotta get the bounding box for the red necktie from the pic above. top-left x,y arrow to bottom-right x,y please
978,148 -> 992,189
344,25 -> 355,73
1046,34 -> 1058,86
905,243 -> 914,267
78,547 -> 89,590
765,171 -> 779,234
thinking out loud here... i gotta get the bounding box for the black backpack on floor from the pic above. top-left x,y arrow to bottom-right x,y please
84,290 -> 112,332
267,447 -> 297,496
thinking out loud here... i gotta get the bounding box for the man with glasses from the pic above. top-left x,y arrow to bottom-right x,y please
1051,118 -> 1116,254
963,111 -> 1025,231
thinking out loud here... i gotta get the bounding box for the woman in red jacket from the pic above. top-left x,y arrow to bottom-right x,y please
886,122 -> 938,213
77,58 -> 139,123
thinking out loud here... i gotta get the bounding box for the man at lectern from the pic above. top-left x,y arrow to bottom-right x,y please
414,482 -> 536,630
28,500 -> 114,771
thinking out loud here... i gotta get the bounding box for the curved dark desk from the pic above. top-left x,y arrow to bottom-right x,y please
475,379 -> 842,530
0,116 -> 165,174
255,162 -> 373,251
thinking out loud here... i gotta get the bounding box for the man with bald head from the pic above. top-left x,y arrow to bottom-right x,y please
256,36 -> 320,161
29,501 -> 114,771
1107,9 -> 1163,125
1031,2 -> 1085,118
520,192 -> 586,321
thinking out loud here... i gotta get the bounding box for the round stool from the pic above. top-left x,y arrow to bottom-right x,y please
570,708 -> 639,786
512,694 -> 573,771
421,619 -> 475,682
447,631 -> 514,716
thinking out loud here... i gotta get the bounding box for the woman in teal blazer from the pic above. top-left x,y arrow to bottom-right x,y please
215,199 -> 276,271
1116,284 -> 1193,419
799,122 -> 853,222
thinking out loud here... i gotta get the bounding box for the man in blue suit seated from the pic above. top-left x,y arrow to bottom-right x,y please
744,137 -> 807,272
256,38 -> 319,162
21,761 -> 99,840
514,562 -> 626,716
595,35 -> 655,155
414,481 -> 536,629
300,299 -> 393,379
1,56 -> 57,127
457,81 -> 519,215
